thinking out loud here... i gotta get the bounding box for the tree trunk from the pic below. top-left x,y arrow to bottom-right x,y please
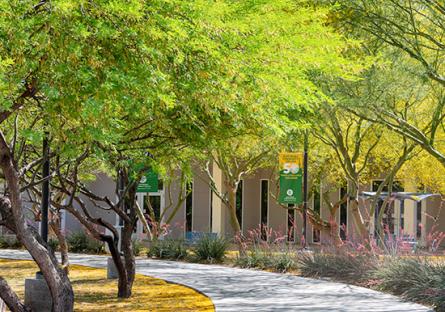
103,235 -> 131,298
0,146 -> 74,312
376,199 -> 389,240
63,202 -> 132,299
347,179 -> 369,241
50,212 -> 69,274
226,185 -> 245,255
118,185 -> 137,299
120,223 -> 135,298
227,186 -> 241,234
0,277 -> 29,312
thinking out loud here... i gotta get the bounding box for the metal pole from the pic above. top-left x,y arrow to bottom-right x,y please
41,133 -> 50,244
302,131 -> 308,248
117,168 -> 125,253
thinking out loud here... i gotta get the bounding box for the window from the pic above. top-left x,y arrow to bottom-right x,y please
313,187 -> 321,243
260,180 -> 268,239
144,195 -> 161,232
416,201 -> 422,239
209,189 -> 213,232
400,200 -> 405,231
339,186 -> 348,240
372,180 -> 403,236
372,180 -> 404,192
186,182 -> 193,232
236,181 -> 243,230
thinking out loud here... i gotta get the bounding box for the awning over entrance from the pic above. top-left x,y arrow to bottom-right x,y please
360,192 -> 440,202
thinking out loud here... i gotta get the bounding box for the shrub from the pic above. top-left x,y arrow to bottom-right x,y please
374,257 -> 445,311
235,249 -> 297,273
236,250 -> 273,270
297,249 -> 377,283
274,252 -> 296,273
132,239 -> 144,256
194,235 -> 228,263
67,232 -> 105,254
147,238 -> 187,260
0,235 -> 22,249
48,238 -> 59,252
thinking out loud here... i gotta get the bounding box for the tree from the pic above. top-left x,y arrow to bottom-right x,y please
0,0 -> 238,307
331,0 -> 445,86
204,133 -> 278,236
329,0 -> 445,169
312,104 -> 383,239
200,0 -> 367,238
0,134 -> 74,311
308,66 -> 419,241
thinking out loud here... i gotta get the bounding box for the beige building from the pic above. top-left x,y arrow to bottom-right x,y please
94,164 -> 444,248
2,163 -> 444,248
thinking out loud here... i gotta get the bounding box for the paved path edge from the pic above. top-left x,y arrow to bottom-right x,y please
0,249 -> 433,312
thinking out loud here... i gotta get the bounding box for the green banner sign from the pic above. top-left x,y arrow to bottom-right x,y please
136,169 -> 159,193
279,152 -> 303,205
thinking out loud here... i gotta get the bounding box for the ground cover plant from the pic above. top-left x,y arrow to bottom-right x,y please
132,239 -> 145,257
147,238 -> 188,260
0,259 -> 214,312
297,247 -> 378,283
0,235 -> 22,249
375,257 -> 445,311
235,226 -> 298,273
67,232 -> 105,254
194,235 -> 229,263
294,234 -> 445,311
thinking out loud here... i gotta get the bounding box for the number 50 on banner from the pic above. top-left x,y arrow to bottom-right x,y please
278,152 -> 303,205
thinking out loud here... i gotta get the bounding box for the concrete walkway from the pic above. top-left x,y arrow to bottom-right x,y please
0,249 -> 432,312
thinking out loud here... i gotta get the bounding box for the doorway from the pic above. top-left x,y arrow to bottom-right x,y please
136,190 -> 165,239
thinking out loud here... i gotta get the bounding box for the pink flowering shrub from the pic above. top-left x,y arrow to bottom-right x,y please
234,224 -> 298,272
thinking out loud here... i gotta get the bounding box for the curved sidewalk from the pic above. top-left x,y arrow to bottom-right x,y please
0,249 -> 432,312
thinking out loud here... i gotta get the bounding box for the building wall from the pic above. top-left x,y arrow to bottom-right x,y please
163,171 -> 186,238
65,173 -> 117,235
47,163 -> 444,248
190,166 -> 211,233
424,195 -> 445,247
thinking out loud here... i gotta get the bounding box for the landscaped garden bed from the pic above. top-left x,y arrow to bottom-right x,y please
0,259 -> 214,312
143,231 -> 445,312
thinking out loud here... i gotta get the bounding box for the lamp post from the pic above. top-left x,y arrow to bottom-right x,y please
41,133 -> 50,244
25,133 -> 53,312
302,130 -> 308,248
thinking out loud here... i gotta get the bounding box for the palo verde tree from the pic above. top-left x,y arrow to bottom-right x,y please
311,102 -> 383,239
327,0 -> 445,171
309,62 -> 422,241
11,0 -> 291,300
0,0 -> 240,307
201,0 -> 367,237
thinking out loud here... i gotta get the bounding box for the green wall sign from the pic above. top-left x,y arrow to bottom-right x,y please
279,152 -> 303,205
136,169 -> 158,193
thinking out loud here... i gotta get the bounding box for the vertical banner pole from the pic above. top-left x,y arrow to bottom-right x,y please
41,133 -> 50,244
117,168 -> 125,252
303,131 -> 308,248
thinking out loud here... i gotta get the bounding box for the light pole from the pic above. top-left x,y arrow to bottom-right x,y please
302,130 -> 308,248
41,133 -> 50,244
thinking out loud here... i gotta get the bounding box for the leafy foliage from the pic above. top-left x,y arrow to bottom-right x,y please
67,232 -> 105,254
193,235 -> 228,263
235,249 -> 297,273
48,238 -> 60,252
132,239 -> 144,257
297,249 -> 377,283
0,235 -> 22,249
147,239 -> 187,260
375,257 -> 445,311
